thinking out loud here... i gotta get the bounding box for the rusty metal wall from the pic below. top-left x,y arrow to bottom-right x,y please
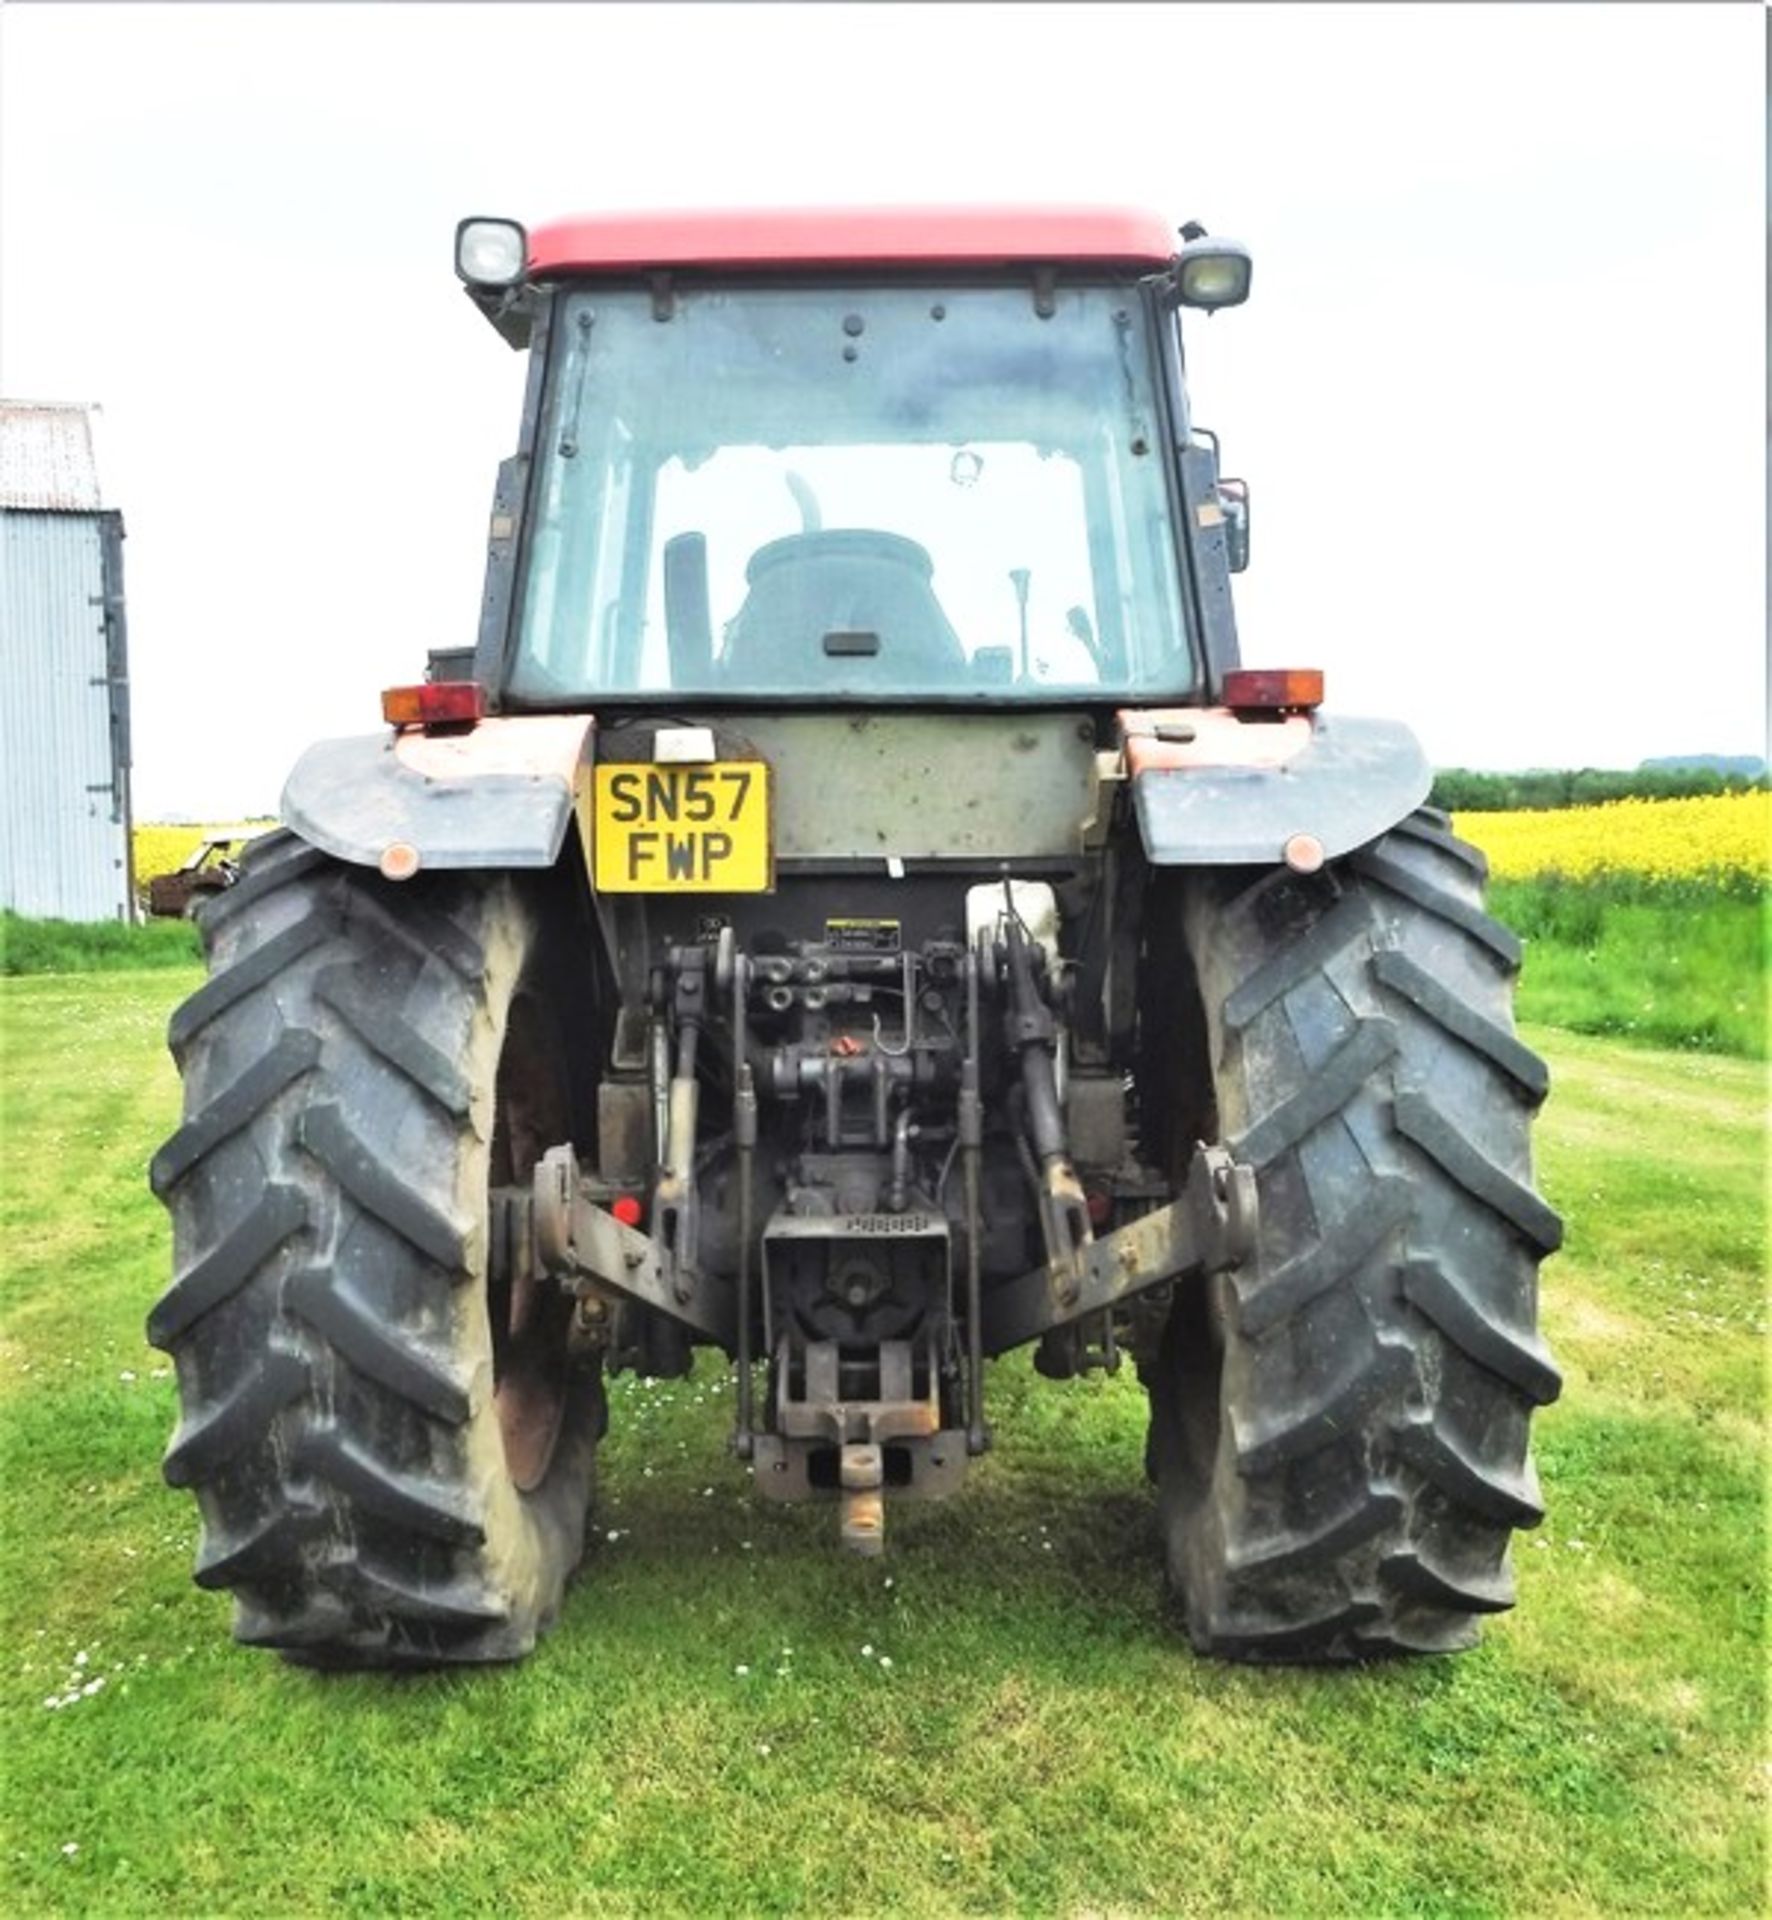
0,508 -> 133,921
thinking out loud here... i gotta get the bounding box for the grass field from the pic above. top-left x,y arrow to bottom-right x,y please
0,967 -> 1764,1916
1490,882 -> 1766,1060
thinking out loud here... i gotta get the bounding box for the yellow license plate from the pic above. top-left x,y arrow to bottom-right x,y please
592,761 -> 771,892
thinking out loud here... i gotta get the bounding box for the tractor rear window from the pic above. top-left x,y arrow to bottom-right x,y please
507,281 -> 1194,703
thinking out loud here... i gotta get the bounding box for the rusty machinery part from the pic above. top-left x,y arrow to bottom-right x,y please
1142,809 -> 1562,1661
981,1142 -> 1256,1357
526,1141 -> 737,1349
146,839 -> 245,919
148,831 -> 605,1667
755,1335 -> 962,1555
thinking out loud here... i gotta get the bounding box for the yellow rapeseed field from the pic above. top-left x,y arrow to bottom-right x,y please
1456,792 -> 1770,892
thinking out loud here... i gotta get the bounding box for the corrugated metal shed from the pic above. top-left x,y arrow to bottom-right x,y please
1,400 -> 134,922
0,399 -> 106,511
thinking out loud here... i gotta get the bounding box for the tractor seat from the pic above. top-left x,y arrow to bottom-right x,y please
720,530 -> 967,687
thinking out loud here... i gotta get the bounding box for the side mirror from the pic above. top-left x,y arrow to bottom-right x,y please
1217,478 -> 1250,573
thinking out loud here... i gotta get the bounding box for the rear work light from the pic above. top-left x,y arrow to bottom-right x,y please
381,681 -> 487,729
455,216 -> 527,288
1176,234 -> 1253,310
1222,668 -> 1324,713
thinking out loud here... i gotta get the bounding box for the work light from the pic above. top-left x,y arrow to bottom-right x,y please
1176,236 -> 1253,309
455,217 -> 528,288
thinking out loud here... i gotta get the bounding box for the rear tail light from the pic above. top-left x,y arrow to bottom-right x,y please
1222,668 -> 1323,713
381,681 -> 486,729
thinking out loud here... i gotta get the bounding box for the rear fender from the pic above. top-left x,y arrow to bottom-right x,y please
281,716 -> 597,874
1122,707 -> 1431,866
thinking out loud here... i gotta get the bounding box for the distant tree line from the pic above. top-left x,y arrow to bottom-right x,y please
1429,764 -> 1769,813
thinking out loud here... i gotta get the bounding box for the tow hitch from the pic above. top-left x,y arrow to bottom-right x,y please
503,1139 -> 1256,1554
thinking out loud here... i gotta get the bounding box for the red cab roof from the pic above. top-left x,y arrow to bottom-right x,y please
526,206 -> 1178,277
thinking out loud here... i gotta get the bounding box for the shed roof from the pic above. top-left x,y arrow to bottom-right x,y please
0,400 -> 106,512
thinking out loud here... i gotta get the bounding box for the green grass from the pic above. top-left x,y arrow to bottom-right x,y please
0,913 -> 201,977
0,971 -> 1764,1915
1494,880 -> 1766,1060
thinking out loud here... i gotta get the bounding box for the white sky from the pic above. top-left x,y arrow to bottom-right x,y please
2,1 -> 1763,819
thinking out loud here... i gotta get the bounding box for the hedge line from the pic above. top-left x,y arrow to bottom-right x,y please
1429,766 -> 1768,813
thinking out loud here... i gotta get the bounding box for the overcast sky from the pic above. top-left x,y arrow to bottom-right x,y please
2,1 -> 1763,820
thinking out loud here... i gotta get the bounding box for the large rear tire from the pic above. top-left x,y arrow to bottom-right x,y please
149,832 -> 603,1667
1144,809 -> 1562,1659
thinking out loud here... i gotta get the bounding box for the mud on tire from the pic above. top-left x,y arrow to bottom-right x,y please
148,831 -> 604,1667
1144,809 -> 1563,1660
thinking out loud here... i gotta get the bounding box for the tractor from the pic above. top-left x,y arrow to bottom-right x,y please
149,207 -> 1561,1667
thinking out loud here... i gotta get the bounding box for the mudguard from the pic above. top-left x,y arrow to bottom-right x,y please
281,716 -> 596,871
1123,708 -> 1432,866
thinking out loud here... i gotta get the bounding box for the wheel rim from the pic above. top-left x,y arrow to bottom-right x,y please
488,989 -> 577,1493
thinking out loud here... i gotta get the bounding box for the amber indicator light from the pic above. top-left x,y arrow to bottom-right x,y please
1222,668 -> 1324,712
381,681 -> 487,729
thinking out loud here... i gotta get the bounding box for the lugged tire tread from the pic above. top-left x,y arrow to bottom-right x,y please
313,964 -> 472,1118
297,1100 -> 470,1269
1214,1598 -> 1384,1659
1390,813 -> 1489,878
1233,1175 -> 1412,1337
196,835 -> 333,941
1393,1414 -> 1546,1528
349,1565 -> 511,1628
1354,1611 -> 1480,1657
1229,1016 -> 1397,1168
348,883 -> 486,982
149,1029 -> 321,1196
163,1347 -> 309,1487
234,1594 -> 359,1650
1232,1335 -> 1412,1477
298,1427 -> 486,1546
1381,1546 -> 1516,1615
1402,1258 -> 1562,1406
1374,949 -> 1548,1106
1221,891 -> 1373,1033
1395,1088 -> 1564,1254
169,909 -> 337,1059
1226,1486 -> 1405,1579
1352,844 -> 1522,970
193,1504 -> 318,1590
285,1266 -> 472,1424
149,1182 -> 308,1348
